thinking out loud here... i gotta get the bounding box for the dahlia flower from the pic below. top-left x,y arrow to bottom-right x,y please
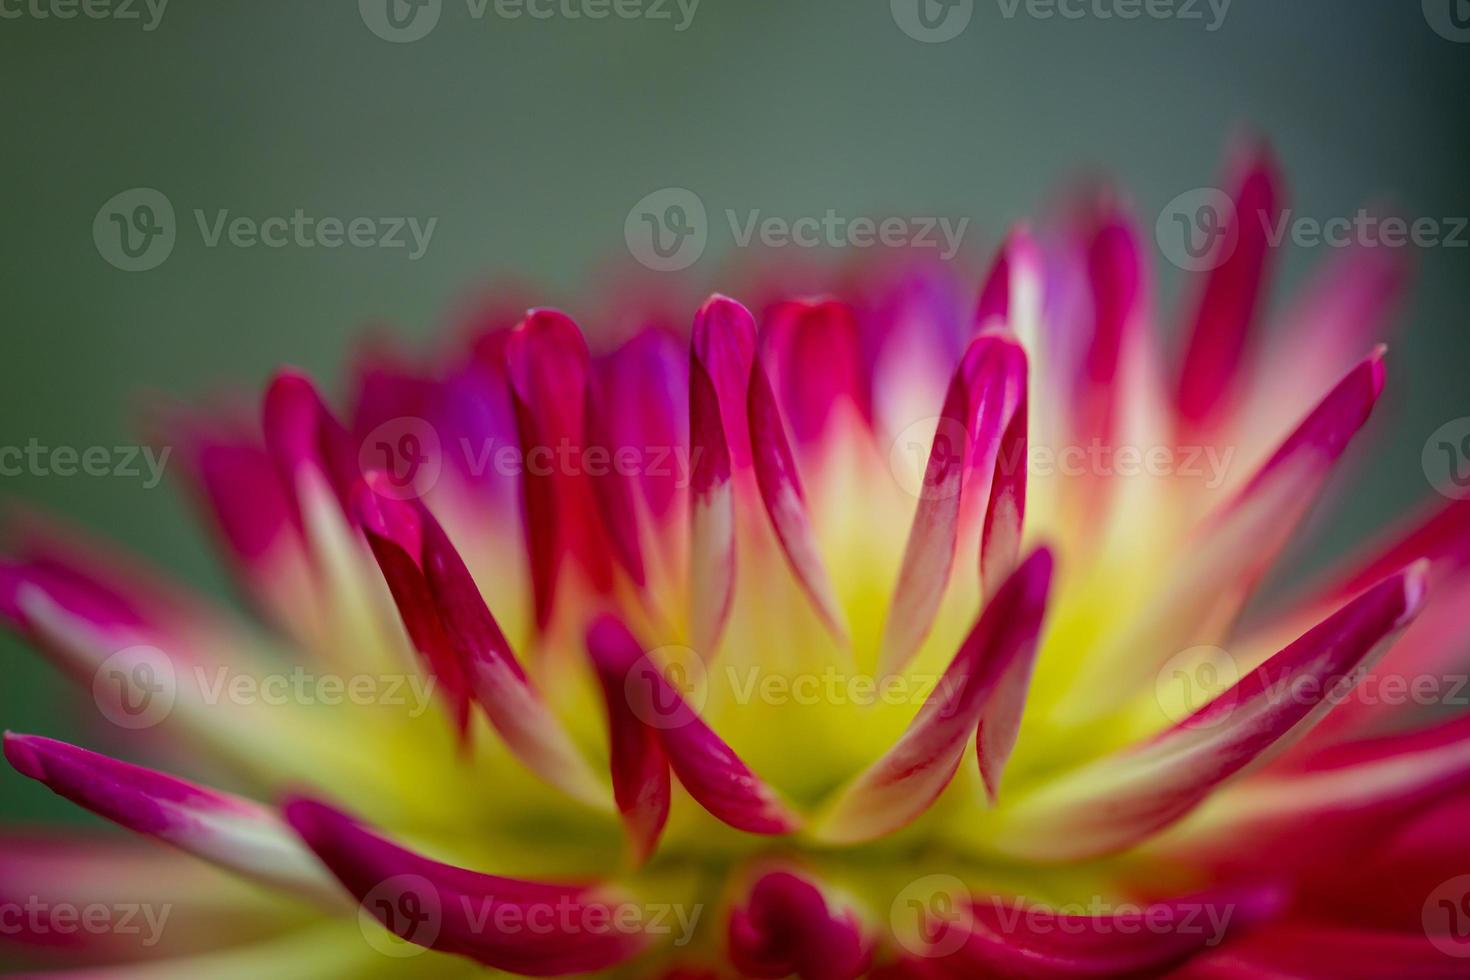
5,146 -> 1469,979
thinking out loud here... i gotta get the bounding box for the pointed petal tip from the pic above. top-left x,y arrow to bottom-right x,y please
3,731 -> 44,781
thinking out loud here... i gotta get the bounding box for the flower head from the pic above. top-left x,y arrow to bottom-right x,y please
6,146 -> 1470,978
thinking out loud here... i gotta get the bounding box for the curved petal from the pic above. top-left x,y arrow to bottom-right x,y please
284,798 -> 648,976
932,886 -> 1283,979
878,332 -> 1028,676
585,615 -> 800,836
354,478 -> 610,809
3,735 -> 338,904
987,564 -> 1427,862
814,549 -> 1052,844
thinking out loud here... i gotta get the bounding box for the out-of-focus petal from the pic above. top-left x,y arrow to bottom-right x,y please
1174,143 -> 1283,431
285,798 -> 649,975
928,886 -> 1283,979
727,870 -> 870,980
3,735 -> 338,903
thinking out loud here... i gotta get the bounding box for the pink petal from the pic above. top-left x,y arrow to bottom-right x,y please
747,347 -> 849,644
938,886 -> 1283,979
586,615 -> 799,836
284,798 -> 648,975
987,564 -> 1427,862
4,734 -> 336,902
585,618 -> 672,863
504,310 -> 614,628
687,297 -> 743,656
1173,923 -> 1465,979
354,477 -> 609,809
1074,206 -> 1145,452
878,332 -> 1028,675
1174,143 -> 1284,429
261,370 -> 356,522
815,549 -> 1052,844
760,299 -> 869,445
728,870 -> 871,980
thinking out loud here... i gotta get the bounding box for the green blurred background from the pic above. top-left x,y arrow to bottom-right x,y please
1,1 -> 1467,823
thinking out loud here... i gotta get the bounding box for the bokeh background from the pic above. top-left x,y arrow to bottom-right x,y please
1,0 -> 1467,823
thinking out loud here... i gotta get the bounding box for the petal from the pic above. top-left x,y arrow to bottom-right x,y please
1174,143 -> 1283,429
814,549 -> 1052,844
747,346 -> 849,645
1174,923 -> 1466,979
355,478 -> 610,809
1159,712 -> 1470,876
687,297 -> 744,655
878,333 -> 1028,676
284,798 -> 648,976
3,734 -> 337,903
728,870 -> 870,980
586,615 -> 799,836
760,299 -> 868,446
585,620 -> 672,863
984,564 -> 1427,862
504,310 -> 614,628
938,886 -> 1282,979
1064,351 -> 1387,717
261,370 -> 356,521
